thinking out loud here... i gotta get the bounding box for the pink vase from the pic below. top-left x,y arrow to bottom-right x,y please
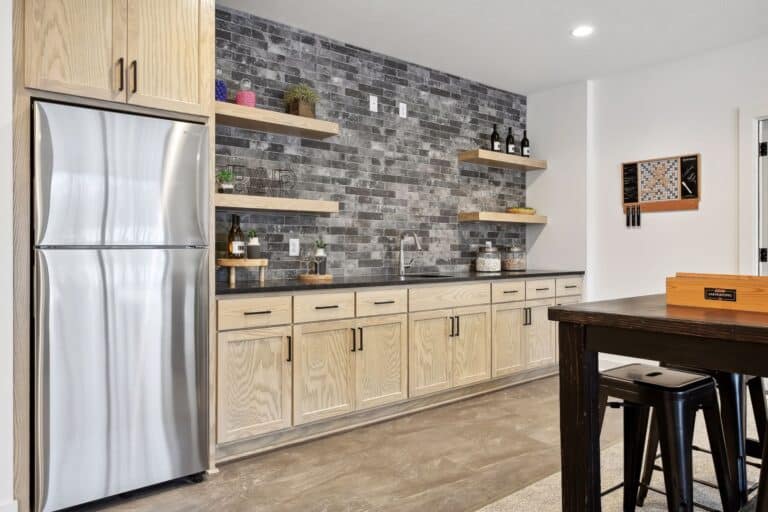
235,90 -> 256,107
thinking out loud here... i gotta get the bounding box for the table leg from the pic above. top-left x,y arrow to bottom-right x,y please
715,372 -> 748,507
757,434 -> 768,511
559,322 -> 601,511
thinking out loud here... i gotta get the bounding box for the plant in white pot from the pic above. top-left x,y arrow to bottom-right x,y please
216,168 -> 235,194
314,239 -> 327,274
246,230 -> 260,259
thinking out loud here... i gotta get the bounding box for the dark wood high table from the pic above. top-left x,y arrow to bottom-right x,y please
550,294 -> 768,512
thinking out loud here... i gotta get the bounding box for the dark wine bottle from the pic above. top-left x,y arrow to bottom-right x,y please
227,214 -> 245,258
490,124 -> 501,152
505,128 -> 515,155
521,130 -> 530,157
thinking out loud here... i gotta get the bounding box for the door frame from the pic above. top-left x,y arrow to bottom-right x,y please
738,103 -> 768,275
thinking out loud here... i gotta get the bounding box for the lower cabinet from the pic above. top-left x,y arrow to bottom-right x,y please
356,314 -> 409,410
409,305 -> 491,397
217,326 -> 293,443
492,302 -> 525,377
525,298 -> 557,368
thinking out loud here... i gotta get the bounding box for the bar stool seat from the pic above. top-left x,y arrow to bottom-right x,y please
600,364 -> 737,512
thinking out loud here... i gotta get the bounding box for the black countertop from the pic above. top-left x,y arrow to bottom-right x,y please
216,269 -> 584,295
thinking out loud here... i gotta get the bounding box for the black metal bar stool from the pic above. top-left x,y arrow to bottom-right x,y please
599,364 -> 737,512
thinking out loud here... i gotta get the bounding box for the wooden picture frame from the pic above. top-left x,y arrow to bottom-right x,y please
621,153 -> 700,213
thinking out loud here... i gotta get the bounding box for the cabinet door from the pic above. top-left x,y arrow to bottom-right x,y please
524,299 -> 557,368
492,303 -> 525,377
217,326 -> 292,443
553,295 -> 582,364
25,0 -> 127,101
452,305 -> 492,387
355,314 -> 408,410
293,320 -> 356,425
409,309 -> 453,397
126,0 -> 205,114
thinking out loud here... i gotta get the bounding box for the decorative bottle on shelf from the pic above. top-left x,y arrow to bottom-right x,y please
235,78 -> 256,107
505,128 -> 515,155
521,130 -> 530,157
490,124 -> 501,152
215,68 -> 227,102
227,214 -> 245,259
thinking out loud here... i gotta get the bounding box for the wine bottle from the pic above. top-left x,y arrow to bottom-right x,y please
490,124 -> 501,152
521,130 -> 530,157
505,128 -> 515,154
227,214 -> 245,258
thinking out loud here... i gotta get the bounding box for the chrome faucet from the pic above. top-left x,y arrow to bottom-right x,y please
399,231 -> 423,276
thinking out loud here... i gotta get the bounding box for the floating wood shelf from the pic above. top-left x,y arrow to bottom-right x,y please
458,211 -> 548,224
215,193 -> 339,214
215,102 -> 339,139
458,149 -> 547,170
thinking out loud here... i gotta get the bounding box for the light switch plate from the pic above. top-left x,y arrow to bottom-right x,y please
369,95 -> 378,112
289,238 -> 300,256
399,102 -> 407,118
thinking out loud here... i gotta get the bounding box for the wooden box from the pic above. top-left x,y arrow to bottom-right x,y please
666,273 -> 768,313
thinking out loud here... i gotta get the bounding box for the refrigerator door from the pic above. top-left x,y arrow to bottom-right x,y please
34,248 -> 208,512
33,101 -> 209,247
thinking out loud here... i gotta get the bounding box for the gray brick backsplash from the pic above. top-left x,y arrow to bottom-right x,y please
215,7 -> 528,282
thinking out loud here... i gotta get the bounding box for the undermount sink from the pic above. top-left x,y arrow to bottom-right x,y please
406,273 -> 454,279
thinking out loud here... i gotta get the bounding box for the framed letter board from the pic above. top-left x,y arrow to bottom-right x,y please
621,154 -> 700,213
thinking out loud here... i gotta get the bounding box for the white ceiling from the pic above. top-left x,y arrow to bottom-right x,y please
219,0 -> 768,93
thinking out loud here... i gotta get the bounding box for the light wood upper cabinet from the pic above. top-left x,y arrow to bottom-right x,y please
492,302 -> 525,377
25,0 -> 127,101
452,305 -> 491,387
217,326 -> 292,443
355,314 -> 408,410
126,0 -> 206,114
524,298 -> 557,368
293,320 -> 356,425
409,309 -> 453,397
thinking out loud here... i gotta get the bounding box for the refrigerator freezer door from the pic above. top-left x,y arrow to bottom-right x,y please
34,248 -> 208,512
33,101 -> 209,247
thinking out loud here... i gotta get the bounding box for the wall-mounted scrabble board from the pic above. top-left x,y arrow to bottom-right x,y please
622,154 -> 700,212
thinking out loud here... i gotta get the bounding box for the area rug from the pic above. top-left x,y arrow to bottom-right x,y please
478,411 -> 761,511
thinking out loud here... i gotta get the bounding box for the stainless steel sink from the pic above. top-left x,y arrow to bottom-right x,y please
406,273 -> 454,279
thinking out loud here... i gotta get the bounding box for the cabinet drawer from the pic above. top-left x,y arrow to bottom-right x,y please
492,280 -> 526,303
409,283 -> 490,312
556,277 -> 583,297
294,292 -> 355,323
525,279 -> 555,300
356,288 -> 407,317
218,296 -> 292,331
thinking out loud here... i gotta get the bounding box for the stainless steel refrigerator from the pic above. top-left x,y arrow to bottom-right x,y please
32,101 -> 209,511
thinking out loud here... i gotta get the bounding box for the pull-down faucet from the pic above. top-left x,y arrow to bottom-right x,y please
399,231 -> 423,276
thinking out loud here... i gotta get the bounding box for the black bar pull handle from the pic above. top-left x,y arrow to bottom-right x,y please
536,287 -> 550,291
286,335 -> 292,362
374,300 -> 395,305
449,316 -> 455,337
315,305 -> 339,310
455,316 -> 460,337
503,290 -> 519,294
131,60 -> 137,93
358,327 -> 364,351
351,328 -> 356,352
244,310 -> 272,316
564,285 -> 578,289
117,57 -> 124,91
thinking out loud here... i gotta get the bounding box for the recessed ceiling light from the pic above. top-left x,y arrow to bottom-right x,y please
571,25 -> 594,38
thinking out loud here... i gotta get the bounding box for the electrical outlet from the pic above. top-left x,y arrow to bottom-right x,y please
289,238 -> 300,256
399,102 -> 407,118
369,95 -> 378,113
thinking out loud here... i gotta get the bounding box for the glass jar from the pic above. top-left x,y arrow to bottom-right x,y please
502,245 -> 527,271
476,245 -> 501,272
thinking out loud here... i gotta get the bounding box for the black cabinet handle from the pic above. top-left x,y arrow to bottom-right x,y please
449,316 -> 455,337
286,335 -> 292,362
455,316 -> 460,337
244,310 -> 271,316
565,285 -> 578,289
358,327 -> 364,351
315,305 -> 339,310
130,60 -> 137,93
117,58 -> 124,91
536,287 -> 550,291
523,307 -> 531,326
374,300 -> 395,305
351,328 -> 356,352
503,290 -> 519,294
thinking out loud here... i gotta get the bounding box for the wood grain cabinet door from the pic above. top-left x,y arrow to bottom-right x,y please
126,0 -> 206,114
355,314 -> 408,410
293,320 -> 356,425
409,309 -> 453,397
25,0 -> 127,102
452,305 -> 492,387
216,326 -> 292,443
524,299 -> 557,369
492,303 -> 525,377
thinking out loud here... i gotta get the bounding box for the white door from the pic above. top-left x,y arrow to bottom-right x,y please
759,119 -> 768,275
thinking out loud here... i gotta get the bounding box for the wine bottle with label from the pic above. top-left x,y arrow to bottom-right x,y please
521,130 -> 530,157
227,214 -> 245,258
490,124 -> 501,152
505,128 -> 515,154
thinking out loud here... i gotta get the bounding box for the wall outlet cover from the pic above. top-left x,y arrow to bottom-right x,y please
289,238 -> 300,256
399,102 -> 407,118
369,95 -> 378,113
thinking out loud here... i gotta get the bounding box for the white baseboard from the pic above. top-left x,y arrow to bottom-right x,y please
0,500 -> 18,512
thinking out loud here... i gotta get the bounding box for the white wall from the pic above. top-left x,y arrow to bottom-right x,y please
526,81 -> 588,273
0,0 -> 15,509
586,35 -> 768,301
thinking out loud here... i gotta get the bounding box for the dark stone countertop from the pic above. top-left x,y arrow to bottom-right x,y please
216,269 -> 584,295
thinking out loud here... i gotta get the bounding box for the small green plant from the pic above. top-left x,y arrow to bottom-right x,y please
314,239 -> 327,249
284,83 -> 319,106
247,229 -> 257,239
216,168 -> 234,183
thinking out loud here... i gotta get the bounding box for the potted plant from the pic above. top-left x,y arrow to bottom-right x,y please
314,239 -> 327,274
216,168 -> 234,194
284,83 -> 319,118
246,230 -> 260,259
